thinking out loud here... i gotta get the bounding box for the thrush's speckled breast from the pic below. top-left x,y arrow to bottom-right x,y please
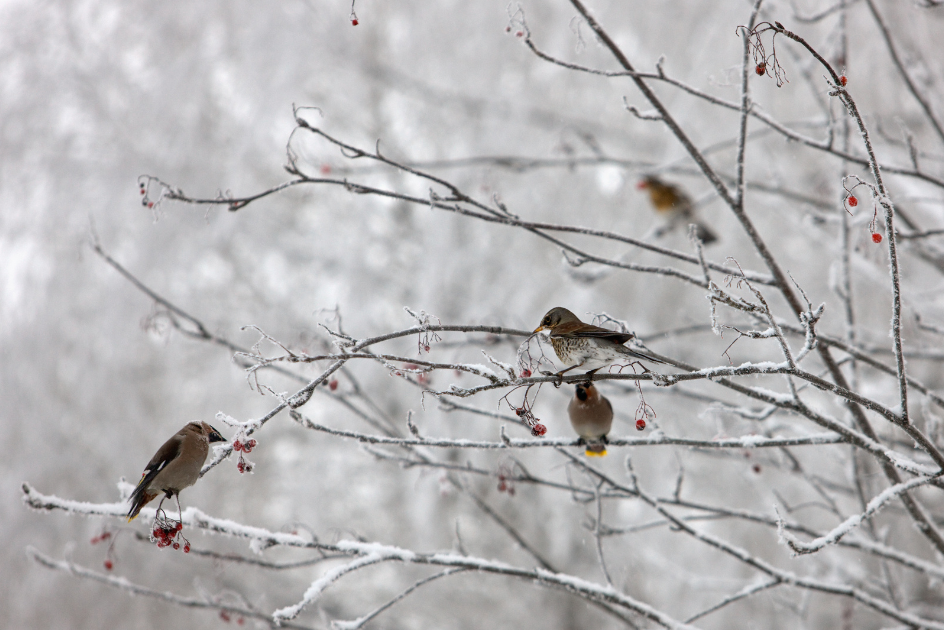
534,307 -> 665,375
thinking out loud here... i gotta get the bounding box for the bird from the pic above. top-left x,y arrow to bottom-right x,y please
568,382 -> 613,457
127,421 -> 226,522
533,307 -> 665,377
637,175 -> 717,245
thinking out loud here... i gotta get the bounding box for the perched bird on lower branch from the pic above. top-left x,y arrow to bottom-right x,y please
638,175 -> 717,245
568,383 -> 613,457
127,421 -> 226,521
533,307 -> 664,377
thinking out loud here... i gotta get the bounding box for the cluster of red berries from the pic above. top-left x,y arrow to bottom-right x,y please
233,438 -> 256,453
152,521 -> 190,552
515,406 -> 547,436
219,611 -> 245,625
497,473 -> 516,495
234,438 -> 256,474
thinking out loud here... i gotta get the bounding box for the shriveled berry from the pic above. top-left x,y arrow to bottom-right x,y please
636,419 -> 646,431
755,62 -> 766,75
515,407 -> 525,416
531,423 -> 547,437
847,195 -> 858,207
872,233 -> 883,243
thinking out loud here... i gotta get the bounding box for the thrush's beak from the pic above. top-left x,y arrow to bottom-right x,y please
533,325 -> 546,334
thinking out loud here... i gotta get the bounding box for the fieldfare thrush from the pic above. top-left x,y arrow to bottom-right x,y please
568,382 -> 613,457
638,175 -> 717,245
533,307 -> 665,377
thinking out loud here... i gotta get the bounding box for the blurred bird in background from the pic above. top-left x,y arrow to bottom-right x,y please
127,421 -> 226,522
568,382 -> 613,456
534,307 -> 665,377
637,175 -> 718,245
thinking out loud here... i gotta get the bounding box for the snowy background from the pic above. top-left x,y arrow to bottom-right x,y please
4,0 -> 944,628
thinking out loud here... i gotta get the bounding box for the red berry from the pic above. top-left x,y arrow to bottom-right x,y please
237,618 -> 245,626
498,481 -> 507,492
319,164 -> 332,175
237,461 -> 246,473
147,201 -> 154,208
351,18 -> 358,25
636,419 -> 646,431
531,423 -> 547,437
172,542 -> 180,550
220,611 -> 231,622
329,379 -> 338,391
505,26 -> 511,32
139,189 -> 145,195
755,62 -> 766,75
184,544 -> 191,553
233,440 -> 242,452
872,233 -> 883,243
847,195 -> 858,207
153,528 -> 162,538
515,31 -> 523,37
515,407 -> 525,417
246,439 -> 256,449
520,369 -> 531,378
752,464 -> 761,473
176,522 -> 183,531
103,559 -> 113,570
840,75 -> 847,86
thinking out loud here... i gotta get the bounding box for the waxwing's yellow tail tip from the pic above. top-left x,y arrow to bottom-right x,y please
585,449 -> 608,457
